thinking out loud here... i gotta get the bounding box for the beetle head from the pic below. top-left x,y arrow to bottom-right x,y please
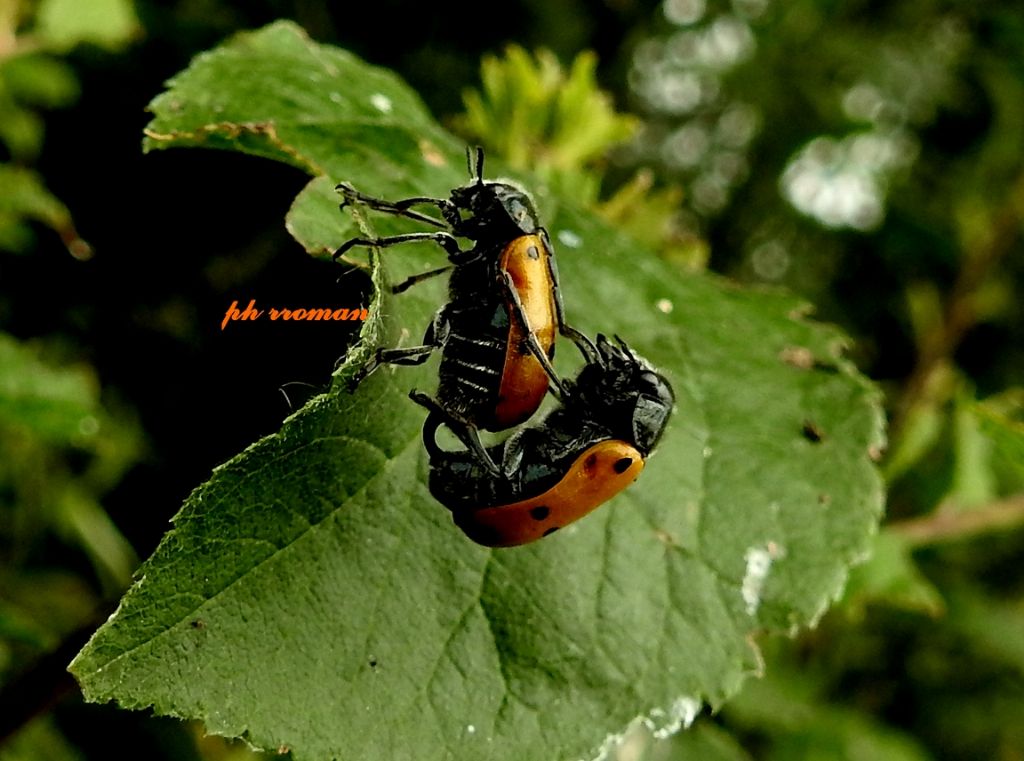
572,335 -> 675,455
448,147 -> 541,240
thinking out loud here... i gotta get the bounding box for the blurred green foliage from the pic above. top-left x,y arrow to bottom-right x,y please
0,333 -> 143,761
457,46 -> 708,269
0,0 -> 138,257
0,0 -> 1022,760
0,0 -> 141,678
0,333 -> 141,653
606,1 -> 1024,759
456,45 -> 637,200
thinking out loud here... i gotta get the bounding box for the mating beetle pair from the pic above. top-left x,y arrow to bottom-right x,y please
336,148 -> 673,547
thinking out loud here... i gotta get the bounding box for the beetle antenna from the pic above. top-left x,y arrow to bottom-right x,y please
475,146 -> 485,184
278,381 -> 321,411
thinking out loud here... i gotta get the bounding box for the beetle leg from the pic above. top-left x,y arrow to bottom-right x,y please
336,183 -> 452,228
448,247 -> 485,267
539,233 -> 599,363
333,231 -> 462,261
390,265 -> 454,295
415,404 -> 447,461
347,344 -> 434,391
408,391 -> 502,476
499,427 -> 527,479
561,322 -> 598,364
499,269 -> 570,401
347,309 -> 446,390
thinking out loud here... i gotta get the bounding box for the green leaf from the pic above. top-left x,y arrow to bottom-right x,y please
71,22 -> 885,761
0,332 -> 140,592
722,659 -> 932,761
950,391 -> 998,508
972,389 -> 1024,492
455,46 -> 636,203
0,103 -> 44,161
141,23 -> 445,177
0,52 -> 79,162
0,54 -> 80,109
0,332 -> 98,442
54,486 -> 139,591
0,716 -> 87,761
0,165 -> 83,255
0,571 -> 98,650
945,583 -> 1024,677
34,0 -> 140,52
657,720 -> 754,760
882,399 -> 944,484
841,530 -> 944,616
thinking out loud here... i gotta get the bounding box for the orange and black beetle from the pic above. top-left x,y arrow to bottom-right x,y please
335,148 -> 591,473
415,335 -> 674,547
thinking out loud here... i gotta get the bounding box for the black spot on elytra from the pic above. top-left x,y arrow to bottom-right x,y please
543,526 -> 560,537
527,245 -> 540,260
613,457 -> 633,474
584,453 -> 599,471
530,506 -> 550,521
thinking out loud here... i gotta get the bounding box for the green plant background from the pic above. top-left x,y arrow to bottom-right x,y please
1,1 -> 1022,760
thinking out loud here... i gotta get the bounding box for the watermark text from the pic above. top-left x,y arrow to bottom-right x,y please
221,299 -> 368,330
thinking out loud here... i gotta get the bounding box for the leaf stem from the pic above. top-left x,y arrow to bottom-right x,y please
891,176 -> 1024,437
0,1 -> 43,61
0,0 -> 17,60
888,492 -> 1024,547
